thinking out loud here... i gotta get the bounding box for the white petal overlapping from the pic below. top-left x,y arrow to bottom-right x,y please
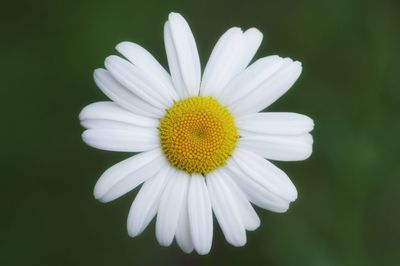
127,169 -> 169,237
175,186 -> 194,253
80,101 -> 159,152
207,170 -> 247,247
164,12 -> 201,98
93,69 -> 164,118
200,27 -> 262,98
93,149 -> 165,202
236,112 -> 313,161
105,55 -> 172,108
156,169 -> 189,247
233,148 -> 298,202
239,134 -> 313,161
216,169 -> 260,231
80,11 -> 313,255
220,56 -> 302,115
225,159 -> 291,213
188,174 -> 213,255
116,41 -> 179,101
80,102 -> 159,129
236,112 -> 314,136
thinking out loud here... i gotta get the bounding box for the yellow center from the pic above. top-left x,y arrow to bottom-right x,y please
159,96 -> 238,174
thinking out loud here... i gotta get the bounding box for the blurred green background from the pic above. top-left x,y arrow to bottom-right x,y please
2,0 -> 400,265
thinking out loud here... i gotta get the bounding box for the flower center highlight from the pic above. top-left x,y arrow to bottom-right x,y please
159,96 -> 238,174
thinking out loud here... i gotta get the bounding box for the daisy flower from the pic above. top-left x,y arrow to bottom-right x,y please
79,12 -> 314,255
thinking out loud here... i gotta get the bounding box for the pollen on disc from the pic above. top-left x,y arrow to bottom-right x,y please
159,96 -> 238,174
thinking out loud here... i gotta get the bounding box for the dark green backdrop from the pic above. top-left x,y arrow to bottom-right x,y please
2,0 -> 399,265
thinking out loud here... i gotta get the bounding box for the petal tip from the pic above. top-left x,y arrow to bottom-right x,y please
93,68 -> 106,80
247,217 -> 261,231
178,244 -> 195,254
290,190 -> 298,202
168,11 -> 182,19
115,41 -> 132,52
104,55 -> 119,67
78,106 -> 88,122
293,60 -> 303,71
81,130 -> 90,144
127,227 -> 139,238
277,205 -> 290,213
93,184 -> 103,200
245,27 -> 263,38
195,247 -> 211,255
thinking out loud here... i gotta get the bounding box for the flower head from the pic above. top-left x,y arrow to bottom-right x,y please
80,12 -> 314,255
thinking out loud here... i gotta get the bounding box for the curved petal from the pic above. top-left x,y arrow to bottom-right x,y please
188,174 -> 213,255
156,170 -> 189,247
127,168 -> 170,237
93,149 -> 164,202
217,169 -> 260,231
175,182 -> 194,254
105,55 -> 172,108
207,170 -> 246,247
218,56 -> 282,106
225,158 -> 291,213
232,148 -> 297,202
236,112 -> 314,136
220,56 -> 302,115
80,102 -> 158,129
93,69 -> 164,118
82,127 -> 159,152
239,134 -> 313,161
164,12 -> 201,98
116,42 -> 179,101
200,27 -> 262,98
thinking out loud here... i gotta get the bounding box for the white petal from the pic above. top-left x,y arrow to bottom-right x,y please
116,42 -> 179,101
79,102 -> 158,129
200,27 -> 262,98
82,127 -> 159,152
218,56 -> 282,106
226,158 -> 290,212
236,112 -> 314,136
188,174 -> 213,255
217,169 -> 260,231
175,181 -> 194,253
233,148 -> 298,201
93,69 -> 163,118
164,12 -> 201,98
105,55 -> 172,108
207,170 -> 246,247
239,134 -> 313,161
220,56 -> 302,115
156,170 -> 189,247
93,149 -> 164,202
127,168 -> 170,237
